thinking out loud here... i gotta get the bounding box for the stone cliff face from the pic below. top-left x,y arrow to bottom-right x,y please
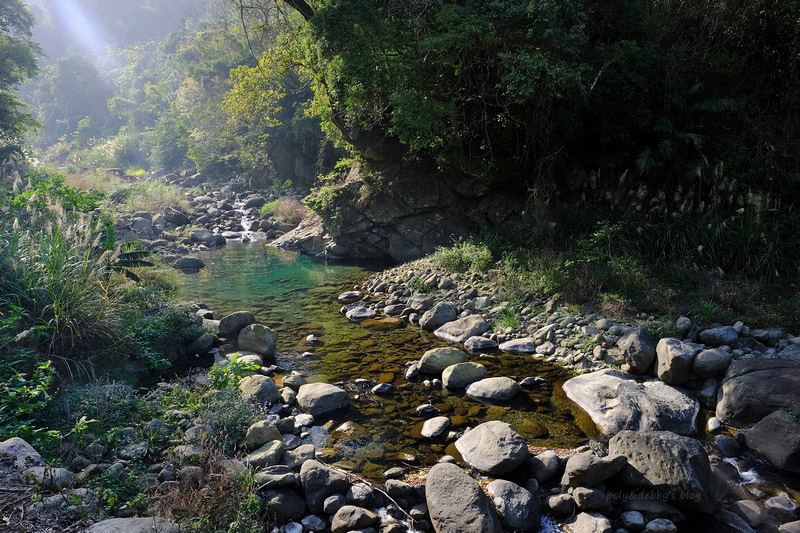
271,159 -> 529,262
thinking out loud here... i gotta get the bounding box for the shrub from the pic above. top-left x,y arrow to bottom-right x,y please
432,240 -> 494,273
272,196 -> 308,224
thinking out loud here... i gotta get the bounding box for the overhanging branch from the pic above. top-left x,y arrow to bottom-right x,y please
284,0 -> 314,21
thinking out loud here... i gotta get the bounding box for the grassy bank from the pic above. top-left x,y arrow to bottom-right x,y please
432,230 -> 800,331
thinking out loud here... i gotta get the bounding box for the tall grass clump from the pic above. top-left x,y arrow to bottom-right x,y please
0,205 -> 126,375
271,196 -> 308,224
432,240 -> 494,273
0,168 -> 185,378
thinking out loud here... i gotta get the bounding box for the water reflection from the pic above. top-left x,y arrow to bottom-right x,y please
179,242 -> 586,479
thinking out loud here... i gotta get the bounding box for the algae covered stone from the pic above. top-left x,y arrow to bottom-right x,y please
419,347 -> 468,374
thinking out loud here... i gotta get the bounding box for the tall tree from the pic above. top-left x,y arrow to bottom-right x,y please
0,0 -> 41,160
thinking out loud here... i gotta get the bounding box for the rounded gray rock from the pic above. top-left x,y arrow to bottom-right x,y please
442,362 -> 487,389
425,462 -> 502,533
465,377 -> 520,401
486,479 -> 541,531
454,421 -> 529,476
296,383 -> 350,417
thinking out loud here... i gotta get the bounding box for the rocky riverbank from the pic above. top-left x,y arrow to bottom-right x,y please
7,267 -> 799,532
5,171 -> 799,533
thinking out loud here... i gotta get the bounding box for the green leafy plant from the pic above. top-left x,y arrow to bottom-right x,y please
408,279 -> 434,295
258,199 -> 279,218
496,307 -> 520,329
692,298 -> 720,323
208,352 -> 260,389
0,359 -> 56,441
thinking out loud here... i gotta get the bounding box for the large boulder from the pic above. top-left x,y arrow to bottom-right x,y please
656,338 -> 701,385
244,440 -> 285,468
434,315 -> 490,343
86,518 -> 181,533
779,344 -> 800,360
562,369 -> 699,436
239,375 -> 281,404
296,383 -> 350,418
0,437 -> 43,471
419,302 -> 458,331
419,347 -> 468,374
455,421 -> 529,476
716,358 -> 800,427
442,362 -> 487,389
744,410 -> 800,473
242,420 -> 282,451
565,512 -> 612,533
486,479 -> 541,531
609,430 -> 720,514
465,376 -> 520,402
218,311 -> 255,338
238,324 -> 277,359
261,488 -> 307,523
425,463 -> 503,533
164,206 -> 190,226
617,327 -> 657,373
300,460 -> 351,514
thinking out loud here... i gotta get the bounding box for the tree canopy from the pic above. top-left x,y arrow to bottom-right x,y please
231,0 -> 800,195
0,0 -> 41,160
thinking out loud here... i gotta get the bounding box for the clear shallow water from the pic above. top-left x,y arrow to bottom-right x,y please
179,242 -> 587,480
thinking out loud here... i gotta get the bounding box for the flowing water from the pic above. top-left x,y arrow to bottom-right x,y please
178,242 -> 589,480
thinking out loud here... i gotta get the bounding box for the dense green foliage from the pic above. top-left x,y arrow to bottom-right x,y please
0,169 -> 199,379
246,0 -> 800,191
0,0 -> 41,159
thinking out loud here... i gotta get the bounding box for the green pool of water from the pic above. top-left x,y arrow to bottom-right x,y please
179,242 -> 587,480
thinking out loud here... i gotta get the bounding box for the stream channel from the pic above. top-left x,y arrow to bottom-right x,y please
178,241 -> 587,481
